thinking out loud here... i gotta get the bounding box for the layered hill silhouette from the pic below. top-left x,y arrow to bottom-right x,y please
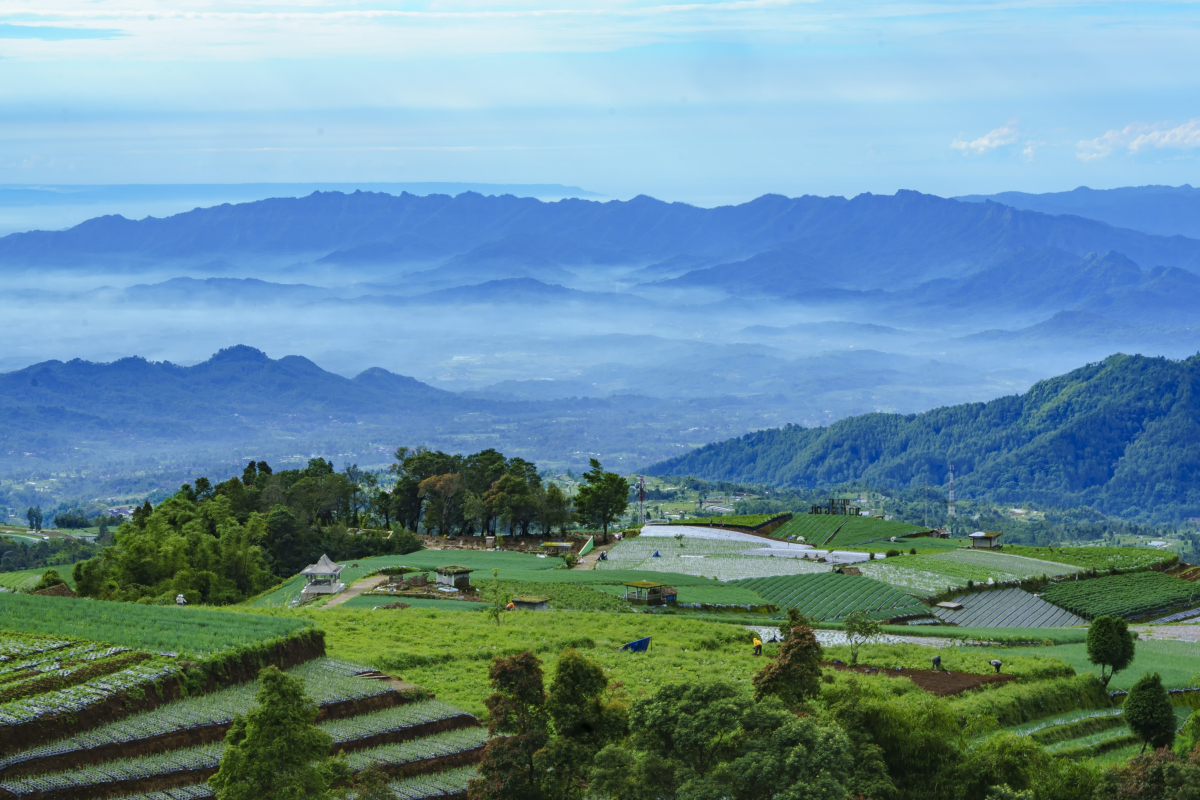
5,190 -> 1200,294
647,352 -> 1200,521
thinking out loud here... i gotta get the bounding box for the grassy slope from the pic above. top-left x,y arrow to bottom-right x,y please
0,568 -> 76,591
980,639 -> 1200,691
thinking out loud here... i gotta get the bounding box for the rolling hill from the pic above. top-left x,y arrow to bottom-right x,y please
647,352 -> 1200,521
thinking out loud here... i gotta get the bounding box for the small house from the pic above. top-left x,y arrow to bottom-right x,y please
435,566 -> 473,590
300,554 -> 346,597
622,581 -> 678,606
835,566 -> 863,576
512,596 -> 549,611
969,531 -> 1004,549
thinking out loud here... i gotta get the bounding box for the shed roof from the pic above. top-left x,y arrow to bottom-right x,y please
968,531 -> 1004,539
300,554 -> 344,576
513,596 -> 549,602
624,580 -> 665,589
436,565 -> 473,575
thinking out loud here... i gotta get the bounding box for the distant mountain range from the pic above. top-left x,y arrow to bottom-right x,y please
647,352 -> 1200,521
957,184 -> 1200,240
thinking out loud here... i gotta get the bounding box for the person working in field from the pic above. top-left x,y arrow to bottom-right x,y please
752,636 -> 763,656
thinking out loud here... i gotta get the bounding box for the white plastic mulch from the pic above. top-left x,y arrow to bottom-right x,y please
638,525 -> 773,543
743,626 -> 962,649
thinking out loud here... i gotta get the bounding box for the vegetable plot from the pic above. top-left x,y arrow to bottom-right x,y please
1041,572 -> 1200,619
931,588 -> 1086,628
731,573 -> 927,621
770,515 -> 924,547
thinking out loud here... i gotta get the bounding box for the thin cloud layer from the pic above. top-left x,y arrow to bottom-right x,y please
951,122 -> 1020,155
1078,119 -> 1200,161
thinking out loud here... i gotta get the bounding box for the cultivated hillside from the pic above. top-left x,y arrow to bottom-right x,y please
647,352 -> 1200,520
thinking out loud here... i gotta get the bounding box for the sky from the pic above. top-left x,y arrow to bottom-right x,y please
2,1 -> 1200,205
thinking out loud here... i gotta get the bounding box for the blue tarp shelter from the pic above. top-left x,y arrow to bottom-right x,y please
619,637 -> 652,652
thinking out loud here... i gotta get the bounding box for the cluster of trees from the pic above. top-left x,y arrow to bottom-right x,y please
0,536 -> 100,573
464,616 -> 1195,800
390,449 -> 629,540
70,457 -> 423,605
66,448 -> 630,604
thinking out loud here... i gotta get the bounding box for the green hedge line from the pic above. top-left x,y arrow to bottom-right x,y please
946,673 -> 1110,728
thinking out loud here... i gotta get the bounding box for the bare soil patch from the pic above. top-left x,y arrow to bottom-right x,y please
823,662 -> 1015,697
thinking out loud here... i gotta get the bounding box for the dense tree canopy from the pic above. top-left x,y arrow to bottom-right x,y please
649,353 -> 1200,521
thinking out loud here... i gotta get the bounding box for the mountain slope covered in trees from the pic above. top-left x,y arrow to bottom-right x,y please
647,352 -> 1200,521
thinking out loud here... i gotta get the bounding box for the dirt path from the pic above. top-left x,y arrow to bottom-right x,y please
823,661 -> 1015,696
322,575 -> 388,609
574,543 -> 615,569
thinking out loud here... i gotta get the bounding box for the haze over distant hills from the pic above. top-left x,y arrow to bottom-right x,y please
4,183 -> 1200,510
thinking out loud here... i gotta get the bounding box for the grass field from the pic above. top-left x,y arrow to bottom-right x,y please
0,593 -> 309,655
981,639 -> 1200,691
731,573 -> 927,620
0,568 -> 76,592
1041,572 -> 1200,620
597,536 -> 830,581
1003,545 -> 1177,571
339,595 -> 491,611
248,549 -> 567,607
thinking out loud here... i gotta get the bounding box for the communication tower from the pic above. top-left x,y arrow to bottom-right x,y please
947,464 -> 956,519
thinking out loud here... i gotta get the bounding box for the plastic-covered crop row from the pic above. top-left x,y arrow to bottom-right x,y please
106,765 -> 480,800
0,744 -> 223,797
323,701 -> 472,744
0,635 -> 73,660
343,728 -> 488,772
0,662 -> 180,727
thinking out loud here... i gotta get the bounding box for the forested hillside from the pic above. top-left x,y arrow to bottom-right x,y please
648,352 -> 1200,521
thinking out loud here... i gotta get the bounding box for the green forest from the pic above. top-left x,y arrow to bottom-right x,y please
67,449 -> 630,605
649,353 -> 1200,522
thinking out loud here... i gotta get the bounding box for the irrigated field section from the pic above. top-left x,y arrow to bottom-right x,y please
1041,571 -> 1200,619
731,573 -> 928,621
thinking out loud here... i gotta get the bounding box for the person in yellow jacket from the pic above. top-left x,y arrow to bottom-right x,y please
753,636 -> 763,656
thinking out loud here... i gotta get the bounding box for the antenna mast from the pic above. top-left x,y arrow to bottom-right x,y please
947,464 -> 956,519
638,476 -> 646,525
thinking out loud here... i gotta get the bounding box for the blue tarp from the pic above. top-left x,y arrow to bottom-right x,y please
619,637 -> 652,653
652,551 -> 661,557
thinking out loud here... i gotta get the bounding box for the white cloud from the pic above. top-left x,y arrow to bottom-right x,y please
950,121 -> 1019,154
1077,118 -> 1200,160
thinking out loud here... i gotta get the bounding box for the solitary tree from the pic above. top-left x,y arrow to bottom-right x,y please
842,611 -> 883,666
469,652 -> 550,800
25,506 -> 42,531
752,620 -> 824,709
573,459 -> 629,542
208,666 -> 335,800
418,473 -> 465,536
1125,672 -> 1177,753
1087,615 -> 1136,688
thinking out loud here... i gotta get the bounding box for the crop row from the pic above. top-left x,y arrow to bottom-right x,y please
0,658 -> 396,769
1002,545 -> 1175,572
0,644 -> 125,679
932,588 -> 1086,628
858,554 -> 1030,594
108,765 -> 482,800
0,635 -> 74,661
0,723 -> 486,797
1041,572 -> 1200,619
0,661 -> 180,728
732,573 -> 926,620
0,594 -> 310,656
666,514 -> 789,529
928,549 -> 1079,577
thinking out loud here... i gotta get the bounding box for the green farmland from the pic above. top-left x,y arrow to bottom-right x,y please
1041,571 -> 1200,620
732,572 -> 927,620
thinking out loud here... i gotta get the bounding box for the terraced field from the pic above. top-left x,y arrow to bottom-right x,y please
770,515 -> 924,547
731,573 -> 928,621
0,597 -> 482,799
1042,571 -> 1200,619
1003,545 -> 1177,572
932,588 -> 1086,628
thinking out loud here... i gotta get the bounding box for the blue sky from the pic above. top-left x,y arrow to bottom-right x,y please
2,1 -> 1200,204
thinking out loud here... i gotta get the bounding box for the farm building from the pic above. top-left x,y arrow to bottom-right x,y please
300,554 -> 346,598
436,566 -> 473,590
810,498 -> 862,516
969,531 -> 1004,549
512,596 -> 549,611
623,581 -> 678,606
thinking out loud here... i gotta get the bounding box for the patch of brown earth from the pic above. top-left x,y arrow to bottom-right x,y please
823,662 -> 1016,697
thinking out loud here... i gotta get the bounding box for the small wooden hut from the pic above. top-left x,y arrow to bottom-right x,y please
622,581 -> 678,606
512,596 -> 549,611
435,565 -> 473,590
968,531 -> 1004,549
